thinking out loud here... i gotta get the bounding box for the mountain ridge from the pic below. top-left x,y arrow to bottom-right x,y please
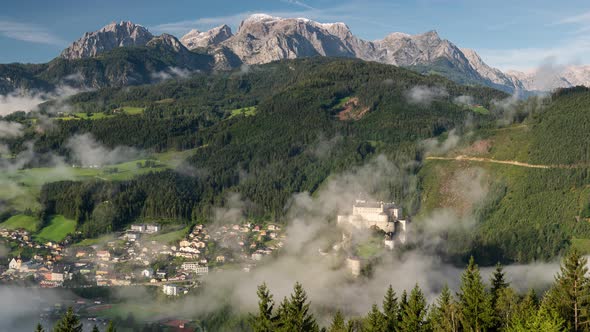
4,15 -> 590,94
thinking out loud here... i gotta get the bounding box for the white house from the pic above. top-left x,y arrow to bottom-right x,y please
162,284 -> 179,296
141,268 -> 154,278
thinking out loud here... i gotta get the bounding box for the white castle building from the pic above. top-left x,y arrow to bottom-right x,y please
337,200 -> 408,245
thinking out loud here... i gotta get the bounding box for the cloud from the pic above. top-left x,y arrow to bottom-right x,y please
150,66 -> 195,82
280,0 -> 316,10
405,85 -> 448,106
0,121 -> 24,138
453,95 -> 474,106
66,133 -> 140,167
0,86 -> 84,116
151,7 -> 355,35
0,20 -> 65,45
420,129 -> 462,156
479,11 -> 590,71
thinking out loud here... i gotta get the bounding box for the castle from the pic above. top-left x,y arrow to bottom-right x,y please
337,199 -> 408,245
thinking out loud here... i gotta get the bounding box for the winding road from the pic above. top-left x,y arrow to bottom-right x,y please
426,155 -> 587,169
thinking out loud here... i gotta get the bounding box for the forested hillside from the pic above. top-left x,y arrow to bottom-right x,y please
419,87 -> 590,264
1,58 -> 506,241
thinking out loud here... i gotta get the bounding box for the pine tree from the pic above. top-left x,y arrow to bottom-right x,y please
106,321 -> 116,332
364,304 -> 386,332
545,250 -> 590,332
507,300 -> 565,332
429,285 -> 459,332
400,284 -> 428,331
34,323 -> 45,332
490,263 -> 509,307
53,307 -> 83,332
382,285 -> 399,332
398,289 -> 408,326
494,286 -> 519,330
250,283 -> 276,332
457,257 -> 494,332
328,310 -> 346,332
277,282 -> 319,332
92,325 -> 99,332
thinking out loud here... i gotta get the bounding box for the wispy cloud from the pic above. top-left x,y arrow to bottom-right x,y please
0,20 -> 65,45
151,4 -> 357,36
280,0 -> 316,10
479,11 -> 590,71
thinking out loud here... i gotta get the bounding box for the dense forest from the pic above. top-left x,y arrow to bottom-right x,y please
38,250 -> 590,331
8,58 -> 504,237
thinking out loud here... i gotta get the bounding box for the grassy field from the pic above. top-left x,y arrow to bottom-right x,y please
147,226 -> 190,244
229,106 -> 257,118
57,106 -> 145,121
35,215 -> 76,242
0,148 -> 199,214
470,105 -> 490,115
0,214 -> 39,232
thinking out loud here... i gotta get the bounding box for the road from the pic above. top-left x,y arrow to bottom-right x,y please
425,155 -> 589,169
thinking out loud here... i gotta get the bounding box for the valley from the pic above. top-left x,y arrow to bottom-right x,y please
1,7 -> 590,331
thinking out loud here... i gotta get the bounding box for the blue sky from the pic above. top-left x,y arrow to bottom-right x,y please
2,0 -> 590,71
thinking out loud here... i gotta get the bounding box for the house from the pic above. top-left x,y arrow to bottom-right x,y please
124,232 -> 140,241
96,251 -> 111,261
141,268 -> 154,278
181,262 -> 209,275
216,255 -> 226,263
162,284 -> 179,296
145,224 -> 161,233
251,253 -> 263,261
130,224 -> 146,233
8,258 -> 21,270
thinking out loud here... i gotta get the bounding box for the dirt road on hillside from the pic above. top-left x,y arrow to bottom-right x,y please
425,155 -> 588,169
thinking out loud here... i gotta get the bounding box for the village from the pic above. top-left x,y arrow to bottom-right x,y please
0,220 -> 286,296
0,199 -> 409,293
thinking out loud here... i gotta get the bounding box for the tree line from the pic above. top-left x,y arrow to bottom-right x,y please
251,251 -> 590,332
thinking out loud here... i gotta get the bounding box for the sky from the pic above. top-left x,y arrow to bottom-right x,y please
1,0 -> 590,71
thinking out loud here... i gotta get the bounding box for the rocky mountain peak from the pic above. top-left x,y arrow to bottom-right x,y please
61,21 -> 154,59
181,24 -> 233,50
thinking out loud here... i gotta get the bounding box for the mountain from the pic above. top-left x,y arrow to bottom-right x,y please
61,21 -> 154,59
506,65 -> 590,92
3,15 -> 590,95
176,14 -> 523,93
180,24 -> 233,49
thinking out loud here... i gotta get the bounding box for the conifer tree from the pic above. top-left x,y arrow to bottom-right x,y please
507,301 -> 565,332
328,310 -> 347,332
106,321 -> 116,332
364,304 -> 386,332
92,325 -> 99,332
429,285 -> 459,332
34,323 -> 44,332
382,285 -> 399,331
398,289 -> 408,326
400,284 -> 428,331
277,282 -> 319,332
494,286 -> 519,330
458,257 -> 494,332
53,307 -> 83,332
545,250 -> 590,332
490,263 -> 509,307
250,283 -> 276,332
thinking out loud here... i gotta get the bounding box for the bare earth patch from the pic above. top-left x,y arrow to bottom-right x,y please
337,97 -> 370,121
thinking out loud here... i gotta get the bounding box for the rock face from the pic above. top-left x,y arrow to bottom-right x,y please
180,25 -> 233,49
57,15 -> 590,93
61,21 -> 154,59
506,66 -> 590,92
461,48 -> 524,91
218,14 -> 362,64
